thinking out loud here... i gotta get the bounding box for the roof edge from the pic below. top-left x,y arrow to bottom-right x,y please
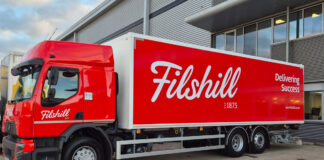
185,0 -> 247,24
55,0 -> 121,41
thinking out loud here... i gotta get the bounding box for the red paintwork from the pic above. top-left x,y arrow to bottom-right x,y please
2,41 -> 116,138
21,139 -> 35,153
133,39 -> 304,126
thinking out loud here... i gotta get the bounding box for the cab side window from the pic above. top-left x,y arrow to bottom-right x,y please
42,67 -> 79,107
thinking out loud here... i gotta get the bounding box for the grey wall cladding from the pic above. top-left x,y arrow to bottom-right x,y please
212,0 -> 227,6
99,23 -> 143,44
151,0 -> 176,13
291,123 -> 324,142
77,0 -> 144,44
149,0 -> 212,47
63,36 -> 75,42
271,34 -> 324,81
271,42 -> 286,61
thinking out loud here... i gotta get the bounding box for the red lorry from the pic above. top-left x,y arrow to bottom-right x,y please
2,33 -> 304,160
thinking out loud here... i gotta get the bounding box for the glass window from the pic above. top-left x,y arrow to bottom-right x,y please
42,67 -> 79,106
14,55 -> 22,64
274,15 -> 287,43
244,24 -> 256,55
1,56 -> 9,67
305,91 -> 322,120
290,11 -> 303,39
304,5 -> 323,36
215,34 -> 224,49
12,66 -> 42,102
257,20 -> 271,58
236,28 -> 244,53
225,31 -> 235,51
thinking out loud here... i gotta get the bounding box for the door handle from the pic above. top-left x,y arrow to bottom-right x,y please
75,112 -> 83,120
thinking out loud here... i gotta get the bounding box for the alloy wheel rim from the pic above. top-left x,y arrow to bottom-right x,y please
254,132 -> 265,149
232,134 -> 244,152
72,146 -> 97,160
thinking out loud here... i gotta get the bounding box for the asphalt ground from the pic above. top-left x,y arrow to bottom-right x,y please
1,143 -> 324,160
137,143 -> 324,160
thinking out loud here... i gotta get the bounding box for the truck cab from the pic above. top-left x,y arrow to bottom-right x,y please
2,41 -> 116,160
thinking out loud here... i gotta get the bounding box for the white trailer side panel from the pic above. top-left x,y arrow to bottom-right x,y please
103,35 -> 135,129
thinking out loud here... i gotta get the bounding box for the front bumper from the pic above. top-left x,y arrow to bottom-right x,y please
2,136 -> 32,160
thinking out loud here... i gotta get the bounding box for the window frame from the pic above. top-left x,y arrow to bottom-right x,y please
243,23 -> 257,56
303,4 -> 323,37
235,27 -> 244,53
215,33 -> 225,50
41,66 -> 80,107
224,29 -> 236,52
257,19 -> 272,58
304,90 -> 324,121
211,3 -> 324,56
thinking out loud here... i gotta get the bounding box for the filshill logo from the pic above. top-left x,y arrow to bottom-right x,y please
41,109 -> 70,120
151,61 -> 241,102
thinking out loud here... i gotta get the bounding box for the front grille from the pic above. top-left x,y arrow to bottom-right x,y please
5,121 -> 17,135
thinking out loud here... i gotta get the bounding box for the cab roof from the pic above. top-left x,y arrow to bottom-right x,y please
23,41 -> 114,67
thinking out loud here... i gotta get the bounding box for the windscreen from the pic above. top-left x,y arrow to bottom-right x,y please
11,65 -> 42,103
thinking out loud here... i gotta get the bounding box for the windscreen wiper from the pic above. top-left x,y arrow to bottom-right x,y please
9,98 -> 29,104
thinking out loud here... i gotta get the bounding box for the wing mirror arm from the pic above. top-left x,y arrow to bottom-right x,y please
48,88 -> 56,99
48,68 -> 59,85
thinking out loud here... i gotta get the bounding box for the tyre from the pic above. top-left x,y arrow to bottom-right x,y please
224,129 -> 247,157
250,128 -> 267,153
62,137 -> 104,160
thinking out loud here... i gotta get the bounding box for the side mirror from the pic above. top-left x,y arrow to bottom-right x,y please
48,68 -> 59,85
11,68 -> 22,76
48,88 -> 56,99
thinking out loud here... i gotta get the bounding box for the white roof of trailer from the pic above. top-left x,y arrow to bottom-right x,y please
116,33 -> 304,69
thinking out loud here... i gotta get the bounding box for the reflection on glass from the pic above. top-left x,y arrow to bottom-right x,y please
215,34 -> 224,49
12,67 -> 41,101
43,70 -> 78,100
244,24 -> 256,55
225,32 -> 235,51
274,15 -> 287,43
257,20 -> 271,58
304,5 -> 323,36
305,91 -> 322,120
290,11 -> 303,39
236,28 -> 244,53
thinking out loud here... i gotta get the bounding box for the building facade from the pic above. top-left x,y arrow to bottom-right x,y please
56,0 -> 324,141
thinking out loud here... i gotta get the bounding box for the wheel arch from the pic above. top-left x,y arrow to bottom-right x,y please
225,126 -> 249,146
59,123 -> 113,160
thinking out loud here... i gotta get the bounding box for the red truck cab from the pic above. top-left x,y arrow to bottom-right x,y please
2,41 -> 116,160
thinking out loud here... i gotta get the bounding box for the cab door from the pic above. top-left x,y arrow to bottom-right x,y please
33,64 -> 84,137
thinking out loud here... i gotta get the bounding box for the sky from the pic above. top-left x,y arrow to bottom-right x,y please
0,0 -> 104,59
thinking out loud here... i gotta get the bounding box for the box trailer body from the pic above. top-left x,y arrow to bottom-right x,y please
2,33 -> 304,160
0,51 -> 23,140
105,33 -> 304,130
0,52 -> 24,109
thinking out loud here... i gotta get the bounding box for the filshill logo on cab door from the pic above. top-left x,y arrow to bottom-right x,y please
41,109 -> 70,120
150,61 -> 241,102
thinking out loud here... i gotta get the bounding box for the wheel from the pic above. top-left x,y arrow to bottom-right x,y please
225,129 -> 247,157
250,128 -> 267,153
62,137 -> 104,160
